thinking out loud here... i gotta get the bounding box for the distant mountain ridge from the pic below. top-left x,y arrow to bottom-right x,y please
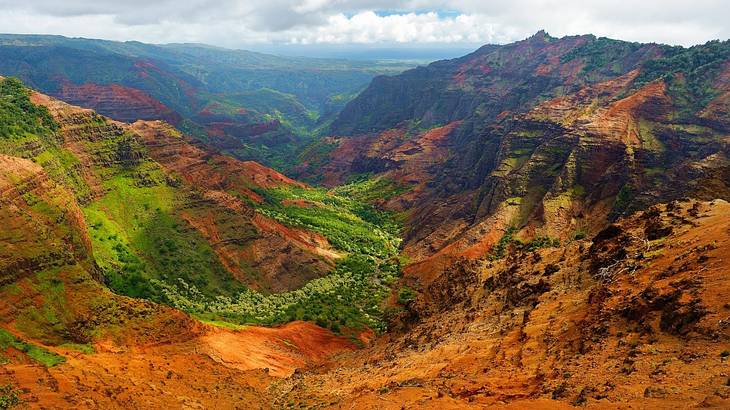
0,33 -> 414,171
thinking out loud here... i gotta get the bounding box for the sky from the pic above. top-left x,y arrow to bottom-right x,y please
0,0 -> 728,55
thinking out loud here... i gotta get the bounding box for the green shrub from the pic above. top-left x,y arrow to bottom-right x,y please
489,227 -> 560,260
397,287 -> 417,306
0,384 -> 22,410
572,230 -> 587,240
0,77 -> 58,139
489,226 -> 517,260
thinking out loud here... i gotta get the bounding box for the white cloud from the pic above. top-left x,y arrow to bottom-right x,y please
0,0 -> 727,47
286,12 -> 508,44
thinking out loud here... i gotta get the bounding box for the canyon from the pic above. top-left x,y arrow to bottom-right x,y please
0,31 -> 729,409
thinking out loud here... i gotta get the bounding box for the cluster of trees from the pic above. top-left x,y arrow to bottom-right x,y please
0,77 -> 58,139
153,255 -> 400,332
152,183 -> 405,332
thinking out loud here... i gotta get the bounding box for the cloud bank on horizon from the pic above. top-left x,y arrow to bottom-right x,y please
0,0 -> 727,48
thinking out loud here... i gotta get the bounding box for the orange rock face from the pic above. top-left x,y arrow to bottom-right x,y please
1,321 -> 355,408
275,200 -> 730,409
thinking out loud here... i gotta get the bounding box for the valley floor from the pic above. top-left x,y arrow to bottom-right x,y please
3,200 -> 729,409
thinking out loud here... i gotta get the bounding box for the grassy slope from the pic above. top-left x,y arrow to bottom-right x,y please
1,77 -> 405,335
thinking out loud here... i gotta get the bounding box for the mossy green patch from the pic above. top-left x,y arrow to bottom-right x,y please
333,174 -> 412,204
60,343 -> 95,354
0,329 -> 65,367
638,120 -> 665,153
83,171 -> 240,300
13,266 -> 77,345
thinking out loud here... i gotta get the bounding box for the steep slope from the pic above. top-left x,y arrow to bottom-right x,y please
309,34 -> 730,281
281,199 -> 730,408
1,76 -> 403,336
0,77 -> 378,408
27,86 -> 334,297
329,31 -> 665,135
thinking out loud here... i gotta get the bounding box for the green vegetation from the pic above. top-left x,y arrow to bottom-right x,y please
0,329 -> 65,367
633,40 -> 730,116
334,174 -> 412,203
520,236 -> 561,252
397,286 -> 417,306
0,77 -> 92,202
614,184 -> 635,214
84,171 -> 244,300
14,267 -> 76,345
560,36 -> 646,79
489,226 -> 518,260
489,226 -> 561,260
0,384 -> 22,410
150,184 -> 402,332
572,229 -> 588,241
255,185 -> 401,257
0,77 -> 58,139
60,343 -> 95,354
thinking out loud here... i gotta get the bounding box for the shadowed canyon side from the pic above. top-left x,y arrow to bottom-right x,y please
310,33 -> 730,280
0,29 -> 729,410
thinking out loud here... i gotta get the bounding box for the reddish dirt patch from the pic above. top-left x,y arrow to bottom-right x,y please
200,321 -> 356,377
54,82 -> 182,125
252,214 -> 340,261
1,321 -> 354,408
282,198 -> 315,208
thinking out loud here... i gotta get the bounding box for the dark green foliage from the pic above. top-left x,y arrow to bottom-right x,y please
105,243 -> 155,299
633,39 -> 730,115
560,37 -> 645,76
0,384 -> 22,410
614,185 -> 635,214
518,236 -> 561,252
0,77 -> 58,139
489,226 -> 517,260
634,40 -> 730,86
489,227 -> 560,260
